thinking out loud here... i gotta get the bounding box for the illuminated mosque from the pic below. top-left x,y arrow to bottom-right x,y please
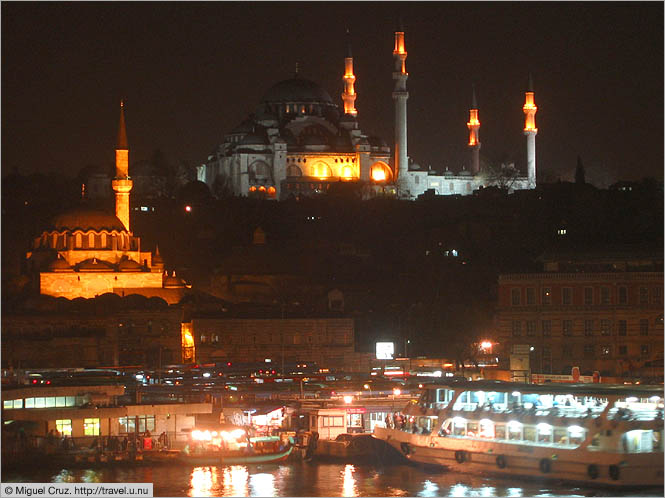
197,27 -> 537,200
26,103 -> 188,304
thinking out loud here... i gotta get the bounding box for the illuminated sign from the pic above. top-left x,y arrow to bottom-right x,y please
376,342 -> 395,360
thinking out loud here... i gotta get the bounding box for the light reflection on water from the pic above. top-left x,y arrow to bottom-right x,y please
1,462 -> 661,497
342,464 -> 357,497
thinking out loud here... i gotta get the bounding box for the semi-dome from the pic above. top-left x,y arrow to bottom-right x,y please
261,78 -> 333,104
48,255 -> 73,272
240,133 -> 269,146
52,209 -> 126,232
76,258 -> 115,272
118,258 -> 143,272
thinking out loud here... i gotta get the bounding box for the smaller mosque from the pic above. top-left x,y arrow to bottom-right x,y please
26,103 -> 188,303
198,27 -> 538,200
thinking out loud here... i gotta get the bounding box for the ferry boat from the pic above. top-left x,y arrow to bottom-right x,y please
373,379 -> 664,487
180,426 -> 294,465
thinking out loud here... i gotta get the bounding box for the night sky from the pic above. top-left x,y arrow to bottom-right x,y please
2,2 -> 663,186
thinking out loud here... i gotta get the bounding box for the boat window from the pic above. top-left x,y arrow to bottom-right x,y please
537,424 -> 553,443
495,424 -> 506,440
553,428 -> 568,444
466,422 -> 478,437
508,422 -> 522,441
622,430 -> 655,452
453,418 -> 466,436
524,426 -> 537,442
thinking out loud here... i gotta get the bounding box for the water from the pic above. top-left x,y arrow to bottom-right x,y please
2,462 -> 661,497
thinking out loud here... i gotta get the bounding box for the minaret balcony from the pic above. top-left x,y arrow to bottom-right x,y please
112,178 -> 133,193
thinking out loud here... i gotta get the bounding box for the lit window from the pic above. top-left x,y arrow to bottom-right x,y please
84,418 -> 100,436
56,419 -> 72,436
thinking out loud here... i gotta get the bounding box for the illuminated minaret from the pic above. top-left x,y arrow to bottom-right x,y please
467,84 -> 481,175
523,74 -> 538,188
342,29 -> 357,117
392,22 -> 408,181
111,100 -> 133,231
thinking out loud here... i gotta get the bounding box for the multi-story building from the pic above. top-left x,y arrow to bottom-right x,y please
495,248 -> 663,378
188,316 -> 369,371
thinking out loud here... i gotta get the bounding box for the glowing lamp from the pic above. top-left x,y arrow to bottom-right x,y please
184,205 -> 192,212
392,388 -> 401,396
343,395 -> 353,404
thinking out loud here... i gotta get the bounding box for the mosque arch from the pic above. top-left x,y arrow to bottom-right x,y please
370,161 -> 392,182
286,165 -> 302,178
249,160 -> 271,183
311,161 -> 332,178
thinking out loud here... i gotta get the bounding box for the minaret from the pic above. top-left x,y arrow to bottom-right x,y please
467,84 -> 481,175
342,29 -> 357,117
523,74 -> 538,188
392,21 -> 409,182
111,100 -> 133,231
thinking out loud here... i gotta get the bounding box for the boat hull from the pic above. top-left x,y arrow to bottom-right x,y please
374,427 -> 664,488
180,445 -> 293,466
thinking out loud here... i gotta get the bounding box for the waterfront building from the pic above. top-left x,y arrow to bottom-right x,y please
197,27 -> 534,200
25,103 -> 188,303
495,248 -> 664,378
187,316 -> 372,370
1,302 -> 184,368
1,383 -> 210,445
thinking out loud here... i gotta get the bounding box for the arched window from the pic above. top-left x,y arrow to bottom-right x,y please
101,233 -> 107,248
286,165 -> 302,178
311,162 -> 332,178
75,233 -> 82,248
370,162 -> 392,182
249,161 -> 271,183
88,233 -> 95,248
52,233 -> 58,248
449,183 -> 455,193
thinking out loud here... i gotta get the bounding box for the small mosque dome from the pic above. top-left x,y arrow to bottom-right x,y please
239,133 -> 269,146
77,258 -> 115,272
261,78 -> 333,104
52,209 -> 126,232
48,255 -> 73,272
163,271 -> 186,289
118,257 -> 143,272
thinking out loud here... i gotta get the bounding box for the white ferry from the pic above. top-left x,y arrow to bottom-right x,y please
373,379 -> 663,487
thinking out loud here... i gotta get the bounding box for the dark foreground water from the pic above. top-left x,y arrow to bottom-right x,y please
2,462 -> 662,497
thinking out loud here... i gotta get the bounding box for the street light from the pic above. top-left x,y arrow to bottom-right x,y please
363,383 -> 372,398
392,387 -> 401,411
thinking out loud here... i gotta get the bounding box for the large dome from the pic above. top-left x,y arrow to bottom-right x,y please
51,209 -> 126,232
261,78 -> 333,104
